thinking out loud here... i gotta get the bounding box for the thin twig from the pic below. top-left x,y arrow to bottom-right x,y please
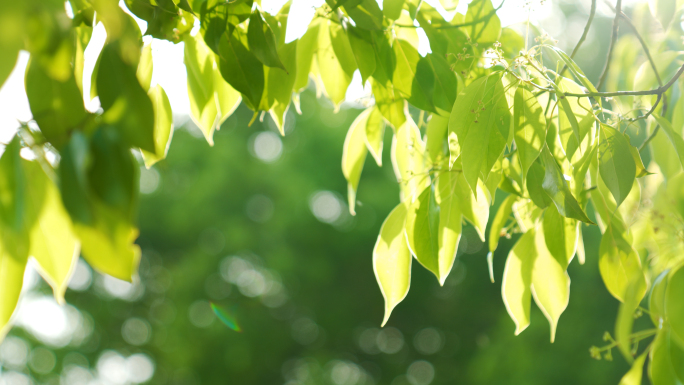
563,63 -> 684,97
559,0 -> 596,76
597,0 -> 622,90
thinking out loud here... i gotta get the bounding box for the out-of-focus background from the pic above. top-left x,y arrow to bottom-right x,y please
0,0 -> 670,384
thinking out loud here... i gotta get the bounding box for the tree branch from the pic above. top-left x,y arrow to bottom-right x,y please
597,0 -> 622,90
563,63 -> 684,97
560,0 -> 596,77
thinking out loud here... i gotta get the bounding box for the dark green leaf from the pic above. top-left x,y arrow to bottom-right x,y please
247,10 -> 286,70
598,124 -> 636,207
217,32 -> 265,110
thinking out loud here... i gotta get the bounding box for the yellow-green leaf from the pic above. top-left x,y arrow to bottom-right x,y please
185,33 -> 218,144
342,108 -> 371,215
666,264 -> 684,346
598,220 -> 647,303
141,85 -> 174,168
502,228 -> 535,335
364,107 -> 385,166
619,352 -> 647,385
598,124 -> 636,207
514,86 -> 546,181
374,201 -> 412,326
405,185 -> 441,279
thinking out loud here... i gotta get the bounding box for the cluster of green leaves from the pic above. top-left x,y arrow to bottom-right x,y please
1,0 -> 684,383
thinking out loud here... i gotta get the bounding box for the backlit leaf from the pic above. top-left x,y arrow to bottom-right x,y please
514,87 -> 546,181
489,194 -> 516,253
598,124 -> 636,207
247,10 -> 286,70
540,145 -> 594,224
393,39 -> 435,112
542,204 -> 578,268
217,31 -> 264,110
405,185 -> 441,279
374,201 -> 412,326
502,228 -> 535,335
598,220 -> 647,303
141,85 -> 174,168
666,265 -> 684,346
342,108 -> 371,215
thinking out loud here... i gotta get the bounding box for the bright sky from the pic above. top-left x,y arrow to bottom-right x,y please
0,0 -> 640,144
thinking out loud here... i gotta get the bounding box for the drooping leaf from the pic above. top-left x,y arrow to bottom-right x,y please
364,107 -> 385,166
435,172 -> 463,285
598,220 -> 647,303
141,85 -> 174,168
531,228 -> 570,343
293,20 -> 320,92
342,108 -> 371,215
489,194 -> 516,253
455,172 -> 490,241
217,31 -> 264,110
391,117 -> 429,201
372,79 -> 406,131
540,145 -> 594,224
329,23 -> 358,78
502,228 -> 535,335
316,20 -> 352,108
514,86 -> 546,181
374,201 -> 412,326
427,53 -> 457,114
25,162 -> 79,305
449,74 -> 511,192
25,58 -> 88,150
427,113 -> 449,164
649,270 -> 669,327
615,279 -> 644,363
347,26 -> 376,84
267,40 -> 297,134
405,185 -> 441,279
393,39 -> 435,113
136,42 -> 153,91
97,43 -> 156,153
247,10 -> 286,70
542,205 -> 578,268
598,124 -> 636,207
648,0 -> 677,29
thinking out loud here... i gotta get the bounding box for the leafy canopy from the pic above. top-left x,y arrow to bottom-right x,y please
2,0 -> 684,383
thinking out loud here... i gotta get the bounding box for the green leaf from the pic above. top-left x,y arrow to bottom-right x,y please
455,172 -> 490,241
0,48 -> 18,90
544,45 -> 599,96
0,138 -> 31,338
435,172 -> 463,285
392,117 -> 429,201
347,26 -> 377,84
598,220 -> 647,303
531,227 -> 570,343
383,0 -> 405,20
439,0 -> 458,11
342,108 -> 371,215
655,115 -> 684,170
247,10 -> 286,70
74,25 -> 93,94
427,53 -> 457,114
514,87 -> 546,182
540,145 -> 594,224
555,77 -> 595,162
364,107 -> 385,166
97,43 -> 156,153
26,162 -> 79,305
294,20 -> 320,92
502,228 -> 535,335
372,79 -> 406,130
59,133 -> 94,225
25,58 -> 88,150
542,204 -> 578,268
526,161 -> 552,209
374,201 -> 412,326
330,23 -> 358,79
345,0 -> 384,30
449,74 -> 511,192
136,42 -> 153,91
427,113 -> 449,164
649,330 -> 681,385
598,124 -> 636,207
405,185 -> 441,279
649,270 -> 669,327
648,0 -> 677,29
489,194 -> 517,253
666,265 -> 684,346
465,0 -> 501,44
141,85 -> 174,168
217,31 -> 265,110
619,352 -> 647,385
551,82 -> 581,148
266,40 -> 297,134
214,67 -> 242,126
392,39 -> 435,113
628,143 -> 652,178
316,20 -> 352,108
